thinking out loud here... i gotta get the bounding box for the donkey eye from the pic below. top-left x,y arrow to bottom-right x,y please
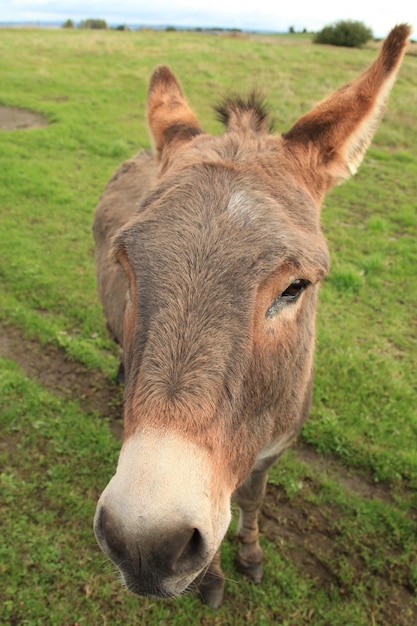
281,279 -> 309,300
265,279 -> 309,318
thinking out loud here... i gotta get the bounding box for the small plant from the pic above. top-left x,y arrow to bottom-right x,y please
314,20 -> 373,48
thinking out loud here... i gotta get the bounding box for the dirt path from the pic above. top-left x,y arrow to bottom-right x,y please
0,323 -> 392,501
1,324 -> 415,624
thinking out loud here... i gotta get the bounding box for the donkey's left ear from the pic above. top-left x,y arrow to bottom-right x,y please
147,65 -> 203,162
282,24 -> 411,192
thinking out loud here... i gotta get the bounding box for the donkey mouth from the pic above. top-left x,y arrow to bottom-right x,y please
120,565 -> 205,599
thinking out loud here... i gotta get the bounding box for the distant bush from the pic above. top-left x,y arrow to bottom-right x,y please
61,19 -> 74,29
314,20 -> 373,48
78,18 -> 108,30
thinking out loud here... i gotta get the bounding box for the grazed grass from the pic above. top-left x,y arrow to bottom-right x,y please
0,28 -> 416,625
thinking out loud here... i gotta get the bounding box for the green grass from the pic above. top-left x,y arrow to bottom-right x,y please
2,360 -> 416,625
1,27 -> 416,625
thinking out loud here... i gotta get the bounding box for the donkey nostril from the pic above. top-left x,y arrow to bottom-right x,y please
182,528 -> 203,561
170,527 -> 206,574
95,506 -> 127,563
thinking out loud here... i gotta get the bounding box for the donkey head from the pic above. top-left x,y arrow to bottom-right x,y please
94,25 -> 410,602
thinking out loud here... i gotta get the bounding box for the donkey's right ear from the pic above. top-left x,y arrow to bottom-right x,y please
281,24 -> 411,195
147,65 -> 203,162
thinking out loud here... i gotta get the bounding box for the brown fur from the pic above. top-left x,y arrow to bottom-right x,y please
93,25 -> 411,607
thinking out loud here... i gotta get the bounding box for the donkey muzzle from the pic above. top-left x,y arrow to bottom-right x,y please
93,430 -> 232,597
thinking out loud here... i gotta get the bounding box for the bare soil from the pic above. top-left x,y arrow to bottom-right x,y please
0,105 -> 48,130
1,322 -> 416,624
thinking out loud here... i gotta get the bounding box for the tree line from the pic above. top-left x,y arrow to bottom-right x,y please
62,18 -> 375,48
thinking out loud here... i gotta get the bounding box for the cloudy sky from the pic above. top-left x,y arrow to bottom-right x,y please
1,0 -> 416,37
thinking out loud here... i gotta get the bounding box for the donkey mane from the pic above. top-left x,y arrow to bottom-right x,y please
214,92 -> 275,134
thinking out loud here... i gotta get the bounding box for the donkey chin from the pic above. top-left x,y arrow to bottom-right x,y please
93,429 -> 232,598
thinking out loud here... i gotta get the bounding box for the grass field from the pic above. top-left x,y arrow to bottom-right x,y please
1,27 -> 416,626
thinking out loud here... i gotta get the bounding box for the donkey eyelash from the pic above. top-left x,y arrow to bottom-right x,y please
265,279 -> 310,319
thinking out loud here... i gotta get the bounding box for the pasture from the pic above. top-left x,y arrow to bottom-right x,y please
0,27 -> 416,625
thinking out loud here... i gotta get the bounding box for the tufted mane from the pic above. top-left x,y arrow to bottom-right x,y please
213,92 -> 275,134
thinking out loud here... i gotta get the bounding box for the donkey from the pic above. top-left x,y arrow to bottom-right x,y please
93,25 -> 410,608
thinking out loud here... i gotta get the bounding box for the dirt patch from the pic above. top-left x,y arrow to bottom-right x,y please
0,105 -> 48,130
0,324 -> 123,437
1,322 -> 416,623
295,442 -> 394,503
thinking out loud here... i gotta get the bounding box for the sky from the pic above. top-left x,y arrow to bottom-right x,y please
1,0 -> 416,38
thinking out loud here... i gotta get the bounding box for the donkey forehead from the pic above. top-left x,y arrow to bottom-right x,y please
117,164 -> 330,282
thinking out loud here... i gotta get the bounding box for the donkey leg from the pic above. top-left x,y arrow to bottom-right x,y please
198,548 -> 225,609
105,322 -> 126,385
234,466 -> 270,584
116,359 -> 125,384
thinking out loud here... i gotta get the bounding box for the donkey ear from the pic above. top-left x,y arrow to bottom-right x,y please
282,24 -> 411,192
147,65 -> 203,162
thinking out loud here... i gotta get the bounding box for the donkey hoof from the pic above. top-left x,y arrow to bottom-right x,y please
236,558 -> 264,584
199,583 -> 224,609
